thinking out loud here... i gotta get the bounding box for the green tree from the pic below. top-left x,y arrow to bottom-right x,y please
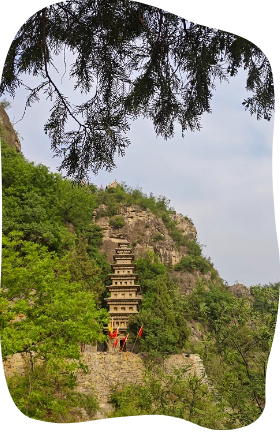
1,231 -> 109,364
0,231 -> 109,420
184,279 -> 278,427
55,179 -> 98,231
66,234 -> 105,305
6,364 -> 99,422
0,0 -> 273,180
1,141 -> 72,251
1,140 -> 102,254
109,366 -> 225,428
128,252 -> 190,354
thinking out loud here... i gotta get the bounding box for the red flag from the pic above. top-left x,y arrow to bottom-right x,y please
109,327 -> 118,338
112,328 -> 118,338
113,338 -> 118,348
138,326 -> 143,338
123,334 -> 129,346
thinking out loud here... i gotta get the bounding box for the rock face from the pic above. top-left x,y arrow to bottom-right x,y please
0,104 -> 21,152
94,203 -> 214,293
169,268 -> 211,296
227,283 -> 253,299
94,204 -> 197,267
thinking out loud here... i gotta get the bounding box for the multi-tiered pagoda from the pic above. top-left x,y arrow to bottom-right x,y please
105,243 -> 142,350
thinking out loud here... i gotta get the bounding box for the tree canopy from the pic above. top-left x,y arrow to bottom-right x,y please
0,0 -> 274,180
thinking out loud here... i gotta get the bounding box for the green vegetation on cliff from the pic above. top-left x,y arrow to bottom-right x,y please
96,183 -> 219,279
1,140 -> 110,420
109,367 -> 224,429
1,138 -> 278,427
116,270 -> 277,428
128,252 -> 190,354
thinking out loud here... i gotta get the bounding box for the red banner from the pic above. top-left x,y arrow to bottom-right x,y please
123,334 -> 129,345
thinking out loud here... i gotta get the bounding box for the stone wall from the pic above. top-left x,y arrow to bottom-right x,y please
2,353 -> 29,378
3,352 -> 205,401
2,352 -> 206,419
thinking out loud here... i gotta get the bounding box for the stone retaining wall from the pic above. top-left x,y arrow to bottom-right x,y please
3,352 -> 206,405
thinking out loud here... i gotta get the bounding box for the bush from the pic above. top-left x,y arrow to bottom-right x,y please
184,215 -> 193,223
109,368 -> 225,428
109,215 -> 125,229
152,233 -> 165,242
186,239 -> 202,256
7,364 -> 99,422
174,254 -> 212,275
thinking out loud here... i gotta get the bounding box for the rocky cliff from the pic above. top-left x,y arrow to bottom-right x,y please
227,283 -> 253,299
0,104 -> 21,152
94,202 -> 215,294
94,203 -> 196,266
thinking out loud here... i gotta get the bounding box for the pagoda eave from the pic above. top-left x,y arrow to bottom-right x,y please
113,254 -> 134,260
105,298 -> 142,303
106,285 -> 141,290
111,263 -> 136,269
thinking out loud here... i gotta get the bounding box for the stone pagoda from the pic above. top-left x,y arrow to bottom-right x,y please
105,243 -> 142,350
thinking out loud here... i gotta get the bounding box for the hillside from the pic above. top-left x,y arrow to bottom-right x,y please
1,106 -> 279,428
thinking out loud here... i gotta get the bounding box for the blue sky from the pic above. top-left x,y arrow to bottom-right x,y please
3,42 -> 278,288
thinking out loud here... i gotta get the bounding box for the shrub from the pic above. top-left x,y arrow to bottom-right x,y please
109,215 -> 125,229
186,239 -> 202,256
152,233 -> 165,242
184,215 -> 193,223
174,254 -> 212,275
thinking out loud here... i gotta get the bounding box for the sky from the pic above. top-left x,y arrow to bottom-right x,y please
2,28 -> 279,288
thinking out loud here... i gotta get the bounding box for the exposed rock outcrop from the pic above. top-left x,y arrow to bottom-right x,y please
94,204 -> 197,267
169,269 -> 211,296
94,203 -> 216,294
227,283 -> 253,300
0,104 -> 21,152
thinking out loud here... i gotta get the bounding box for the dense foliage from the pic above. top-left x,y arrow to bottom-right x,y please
0,139 -> 110,420
0,0 -> 274,180
109,278 -> 278,428
1,136 -> 278,426
7,363 -> 99,422
128,252 -> 190,354
184,280 -> 279,427
109,367 -> 224,429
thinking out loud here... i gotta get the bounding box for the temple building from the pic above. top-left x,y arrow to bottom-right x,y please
105,243 -> 142,350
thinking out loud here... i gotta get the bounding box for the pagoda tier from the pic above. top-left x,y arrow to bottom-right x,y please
113,254 -> 134,264
111,263 -> 136,271
106,284 -> 141,292
108,273 -> 139,283
114,246 -> 133,253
